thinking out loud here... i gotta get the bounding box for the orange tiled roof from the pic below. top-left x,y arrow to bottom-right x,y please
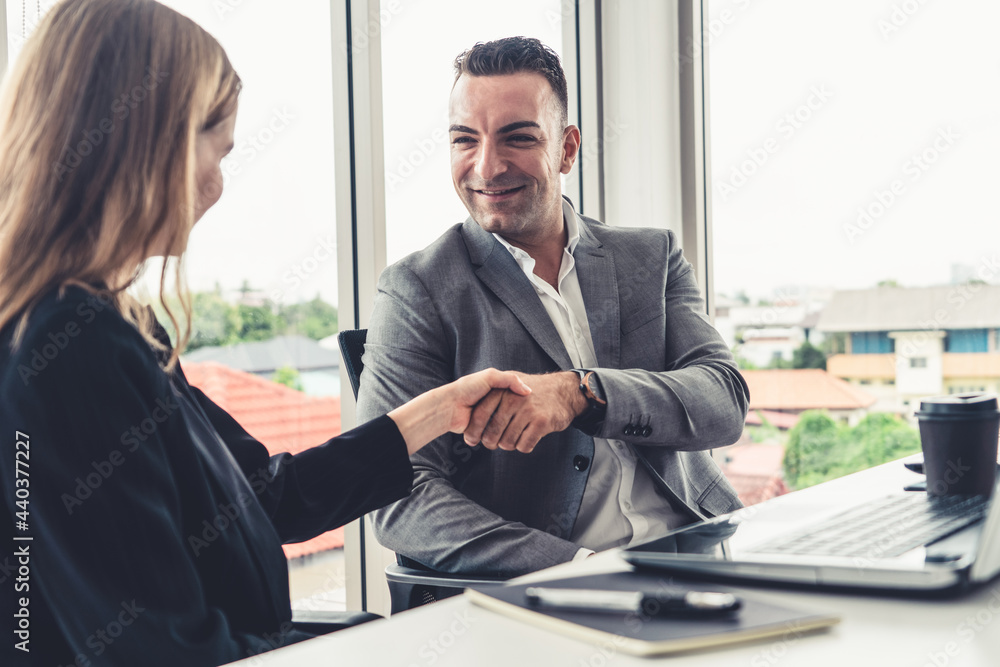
182,361 -> 341,454
740,369 -> 876,411
181,361 -> 344,558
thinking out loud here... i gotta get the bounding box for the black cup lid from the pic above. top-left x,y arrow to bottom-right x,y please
915,393 -> 1000,417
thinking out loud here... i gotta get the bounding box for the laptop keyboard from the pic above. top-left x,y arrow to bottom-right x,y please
749,493 -> 990,559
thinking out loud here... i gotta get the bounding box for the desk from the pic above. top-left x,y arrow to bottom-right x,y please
228,460 -> 1000,666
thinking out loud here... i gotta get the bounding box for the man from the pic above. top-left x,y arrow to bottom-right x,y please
357,37 -> 748,577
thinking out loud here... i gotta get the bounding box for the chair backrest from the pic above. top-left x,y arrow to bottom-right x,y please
337,329 -> 367,399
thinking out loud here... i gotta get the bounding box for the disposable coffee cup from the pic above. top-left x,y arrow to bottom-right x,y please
914,394 -> 1000,497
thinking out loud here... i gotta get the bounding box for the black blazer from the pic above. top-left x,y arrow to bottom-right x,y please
0,286 -> 412,666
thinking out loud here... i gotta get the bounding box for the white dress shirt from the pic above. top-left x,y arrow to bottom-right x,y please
492,200 -> 687,558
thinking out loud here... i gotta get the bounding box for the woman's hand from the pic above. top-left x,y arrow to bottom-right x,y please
387,369 -> 532,455
440,368 -> 533,435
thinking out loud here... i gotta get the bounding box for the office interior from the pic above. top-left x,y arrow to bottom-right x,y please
4,0 -> 999,649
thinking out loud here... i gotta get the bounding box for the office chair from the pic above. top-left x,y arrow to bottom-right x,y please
337,329 -> 506,614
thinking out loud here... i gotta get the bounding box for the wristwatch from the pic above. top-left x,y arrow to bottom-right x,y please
571,369 -> 607,435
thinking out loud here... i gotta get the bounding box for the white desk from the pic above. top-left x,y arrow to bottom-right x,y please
229,460 -> 1000,666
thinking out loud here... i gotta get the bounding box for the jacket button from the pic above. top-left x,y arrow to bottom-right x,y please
623,424 -> 634,436
573,455 -> 590,471
642,426 -> 653,437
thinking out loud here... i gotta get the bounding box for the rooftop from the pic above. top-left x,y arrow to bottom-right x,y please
183,335 -> 341,374
817,284 -> 1000,333
741,369 -> 877,411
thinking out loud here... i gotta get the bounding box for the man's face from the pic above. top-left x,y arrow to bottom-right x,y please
449,72 -> 579,245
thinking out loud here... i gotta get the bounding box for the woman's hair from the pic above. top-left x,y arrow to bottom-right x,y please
0,0 -> 241,370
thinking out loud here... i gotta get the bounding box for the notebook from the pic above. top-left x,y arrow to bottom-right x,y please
465,570 -> 839,657
622,460 -> 1000,594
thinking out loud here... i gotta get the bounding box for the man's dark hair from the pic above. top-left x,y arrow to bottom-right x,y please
453,37 -> 568,127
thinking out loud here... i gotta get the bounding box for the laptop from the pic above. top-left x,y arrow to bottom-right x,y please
622,461 -> 1000,595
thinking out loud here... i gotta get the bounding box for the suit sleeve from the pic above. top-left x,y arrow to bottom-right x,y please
588,230 -> 749,450
1,309 -> 306,666
186,384 -> 413,544
357,263 -> 581,577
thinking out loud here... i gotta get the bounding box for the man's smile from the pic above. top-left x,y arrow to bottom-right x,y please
471,185 -> 526,201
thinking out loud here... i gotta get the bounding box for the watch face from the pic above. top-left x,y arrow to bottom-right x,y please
584,373 -> 605,403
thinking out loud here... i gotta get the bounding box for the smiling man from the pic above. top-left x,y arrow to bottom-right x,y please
357,37 -> 749,578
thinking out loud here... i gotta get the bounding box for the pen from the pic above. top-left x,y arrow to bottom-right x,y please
524,587 -> 742,616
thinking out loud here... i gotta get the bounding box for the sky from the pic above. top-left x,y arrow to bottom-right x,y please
6,0 -> 1000,306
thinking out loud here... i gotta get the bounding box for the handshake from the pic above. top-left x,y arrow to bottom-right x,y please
388,369 -> 590,456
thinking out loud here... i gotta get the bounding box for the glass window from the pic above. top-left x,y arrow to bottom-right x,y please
708,0 -> 999,492
5,1 -> 58,63
850,331 -> 894,355
155,0 -> 345,613
380,0 -> 565,264
9,0 -> 349,612
945,329 -> 988,353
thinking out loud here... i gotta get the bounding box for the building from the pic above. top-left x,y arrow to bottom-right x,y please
183,335 -> 341,397
714,287 -> 831,368
818,285 -> 1000,415
740,368 -> 878,428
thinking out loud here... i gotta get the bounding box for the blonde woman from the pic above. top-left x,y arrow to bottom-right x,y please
0,1 -> 530,665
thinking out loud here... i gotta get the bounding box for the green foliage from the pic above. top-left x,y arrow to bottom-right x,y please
792,341 -> 826,369
783,411 -> 921,490
236,303 -> 285,342
853,412 -> 921,467
279,296 -> 339,340
273,366 -> 304,392
152,286 -> 339,352
188,290 -> 240,349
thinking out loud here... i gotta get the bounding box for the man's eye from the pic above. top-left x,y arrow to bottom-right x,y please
510,135 -> 536,143
452,136 -> 475,145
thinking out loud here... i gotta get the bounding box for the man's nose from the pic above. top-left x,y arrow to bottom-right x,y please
474,139 -> 507,182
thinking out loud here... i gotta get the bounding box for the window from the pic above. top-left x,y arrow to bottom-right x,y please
850,332 -> 894,355
379,0 -> 565,264
910,357 -> 927,369
707,0 -> 1000,490
946,329 -> 989,353
155,0 -> 346,613
7,0 -> 350,613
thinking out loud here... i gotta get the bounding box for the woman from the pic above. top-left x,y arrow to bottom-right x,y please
0,1 -> 529,665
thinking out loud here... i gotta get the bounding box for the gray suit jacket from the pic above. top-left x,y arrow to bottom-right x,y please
357,205 -> 749,577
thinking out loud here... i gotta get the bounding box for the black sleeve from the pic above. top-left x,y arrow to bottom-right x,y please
0,307 -> 311,666
185,383 -> 414,544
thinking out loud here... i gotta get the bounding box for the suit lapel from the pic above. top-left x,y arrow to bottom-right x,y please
574,215 -> 621,369
462,219 -> 573,370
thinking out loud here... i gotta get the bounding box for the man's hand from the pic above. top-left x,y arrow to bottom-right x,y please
389,369 -> 532,455
442,368 -> 533,434
463,371 -> 589,453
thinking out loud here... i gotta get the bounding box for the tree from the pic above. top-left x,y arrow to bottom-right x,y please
853,412 -> 921,468
792,341 -> 826,369
280,296 -> 339,340
782,411 -> 844,489
236,303 -> 284,342
187,290 -> 240,351
273,366 -> 304,392
782,410 -> 921,490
